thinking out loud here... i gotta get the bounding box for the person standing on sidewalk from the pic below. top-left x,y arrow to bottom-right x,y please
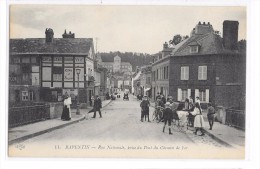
140,95 -> 150,122
92,95 -> 102,118
61,93 -> 72,121
162,102 -> 173,135
207,103 -> 216,130
191,102 -> 205,136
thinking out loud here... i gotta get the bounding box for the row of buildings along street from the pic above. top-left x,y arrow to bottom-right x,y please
9,20 -> 245,143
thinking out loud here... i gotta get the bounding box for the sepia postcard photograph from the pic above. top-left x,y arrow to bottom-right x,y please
7,4 -> 246,159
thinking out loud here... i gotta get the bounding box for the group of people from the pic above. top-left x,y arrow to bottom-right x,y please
140,92 -> 216,136
61,93 -> 103,121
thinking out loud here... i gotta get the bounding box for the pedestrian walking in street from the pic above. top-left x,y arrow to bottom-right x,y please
140,95 -> 150,122
207,103 -> 216,130
162,102 -> 173,135
61,93 -> 72,121
92,95 -> 102,118
191,102 -> 205,136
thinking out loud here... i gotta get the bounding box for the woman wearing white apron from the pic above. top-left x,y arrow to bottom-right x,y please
191,102 -> 205,136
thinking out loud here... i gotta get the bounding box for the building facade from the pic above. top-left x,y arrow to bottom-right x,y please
9,28 -> 96,106
101,55 -> 133,73
163,21 -> 245,109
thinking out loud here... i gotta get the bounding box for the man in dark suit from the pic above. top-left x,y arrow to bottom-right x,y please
92,95 -> 102,118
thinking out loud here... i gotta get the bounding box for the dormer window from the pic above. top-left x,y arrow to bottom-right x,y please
188,40 -> 200,54
190,46 -> 199,53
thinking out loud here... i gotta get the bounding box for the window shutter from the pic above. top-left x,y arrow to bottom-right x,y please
188,89 -> 191,98
204,66 -> 207,80
186,67 -> 189,80
181,67 -> 183,80
206,89 -> 209,103
195,89 -> 199,98
177,88 -> 182,101
198,66 -> 202,80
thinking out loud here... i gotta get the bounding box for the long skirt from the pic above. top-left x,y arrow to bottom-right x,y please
193,115 -> 205,128
61,106 -> 71,121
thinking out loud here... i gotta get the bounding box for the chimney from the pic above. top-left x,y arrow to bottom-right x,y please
195,21 -> 214,35
62,29 -> 75,38
163,42 -> 168,49
45,28 -> 54,43
223,20 -> 239,50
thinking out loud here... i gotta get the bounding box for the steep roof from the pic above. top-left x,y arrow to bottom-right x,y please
10,38 -> 93,54
173,33 -> 226,56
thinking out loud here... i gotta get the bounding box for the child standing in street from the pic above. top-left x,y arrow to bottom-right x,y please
207,103 -> 216,130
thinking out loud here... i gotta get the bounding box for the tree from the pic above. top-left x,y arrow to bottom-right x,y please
169,34 -> 189,46
169,34 -> 182,46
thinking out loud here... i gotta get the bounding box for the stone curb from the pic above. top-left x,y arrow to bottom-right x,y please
202,128 -> 233,148
9,100 -> 113,145
9,115 -> 85,145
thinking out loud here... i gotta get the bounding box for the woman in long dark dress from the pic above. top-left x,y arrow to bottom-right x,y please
61,95 -> 71,121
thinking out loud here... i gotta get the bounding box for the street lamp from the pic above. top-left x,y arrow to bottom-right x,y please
76,68 -> 81,115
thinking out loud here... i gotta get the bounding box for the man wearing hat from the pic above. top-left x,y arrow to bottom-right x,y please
162,102 -> 173,135
140,95 -> 150,122
92,95 -> 102,118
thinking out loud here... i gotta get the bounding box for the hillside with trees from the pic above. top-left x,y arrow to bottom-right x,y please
99,51 -> 154,71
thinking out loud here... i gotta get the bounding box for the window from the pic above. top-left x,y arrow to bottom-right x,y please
166,66 -> 169,79
156,69 -> 158,80
198,66 -> 207,80
13,57 -> 20,63
195,89 -> 209,103
22,57 -> 30,63
181,89 -> 188,101
22,73 -> 31,84
31,57 -> 37,63
181,66 -> 189,80
199,90 -> 206,102
163,67 -> 166,79
29,91 -> 34,101
22,91 -> 29,101
190,46 -> 199,53
53,74 -> 62,81
177,88 -> 191,102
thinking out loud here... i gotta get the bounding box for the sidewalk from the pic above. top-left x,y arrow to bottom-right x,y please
8,99 -> 112,145
202,111 -> 245,148
150,98 -> 244,148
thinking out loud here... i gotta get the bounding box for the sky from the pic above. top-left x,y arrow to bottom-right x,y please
10,5 -> 246,54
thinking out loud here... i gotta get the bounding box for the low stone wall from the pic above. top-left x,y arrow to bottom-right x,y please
48,102 -> 64,119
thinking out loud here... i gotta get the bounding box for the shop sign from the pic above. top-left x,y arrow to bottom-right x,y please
64,68 -> 73,81
42,56 -> 52,62
75,57 -> 84,63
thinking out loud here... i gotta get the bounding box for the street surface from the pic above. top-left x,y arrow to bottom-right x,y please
19,93 -> 223,147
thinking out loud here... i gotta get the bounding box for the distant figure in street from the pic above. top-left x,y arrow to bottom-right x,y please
184,98 -> 189,110
92,95 -> 102,118
162,102 -> 173,135
140,95 -> 150,122
207,103 -> 216,130
195,97 -> 201,107
191,103 -> 205,136
155,92 -> 161,100
161,94 -> 166,104
61,93 -> 72,121
189,96 -> 194,109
